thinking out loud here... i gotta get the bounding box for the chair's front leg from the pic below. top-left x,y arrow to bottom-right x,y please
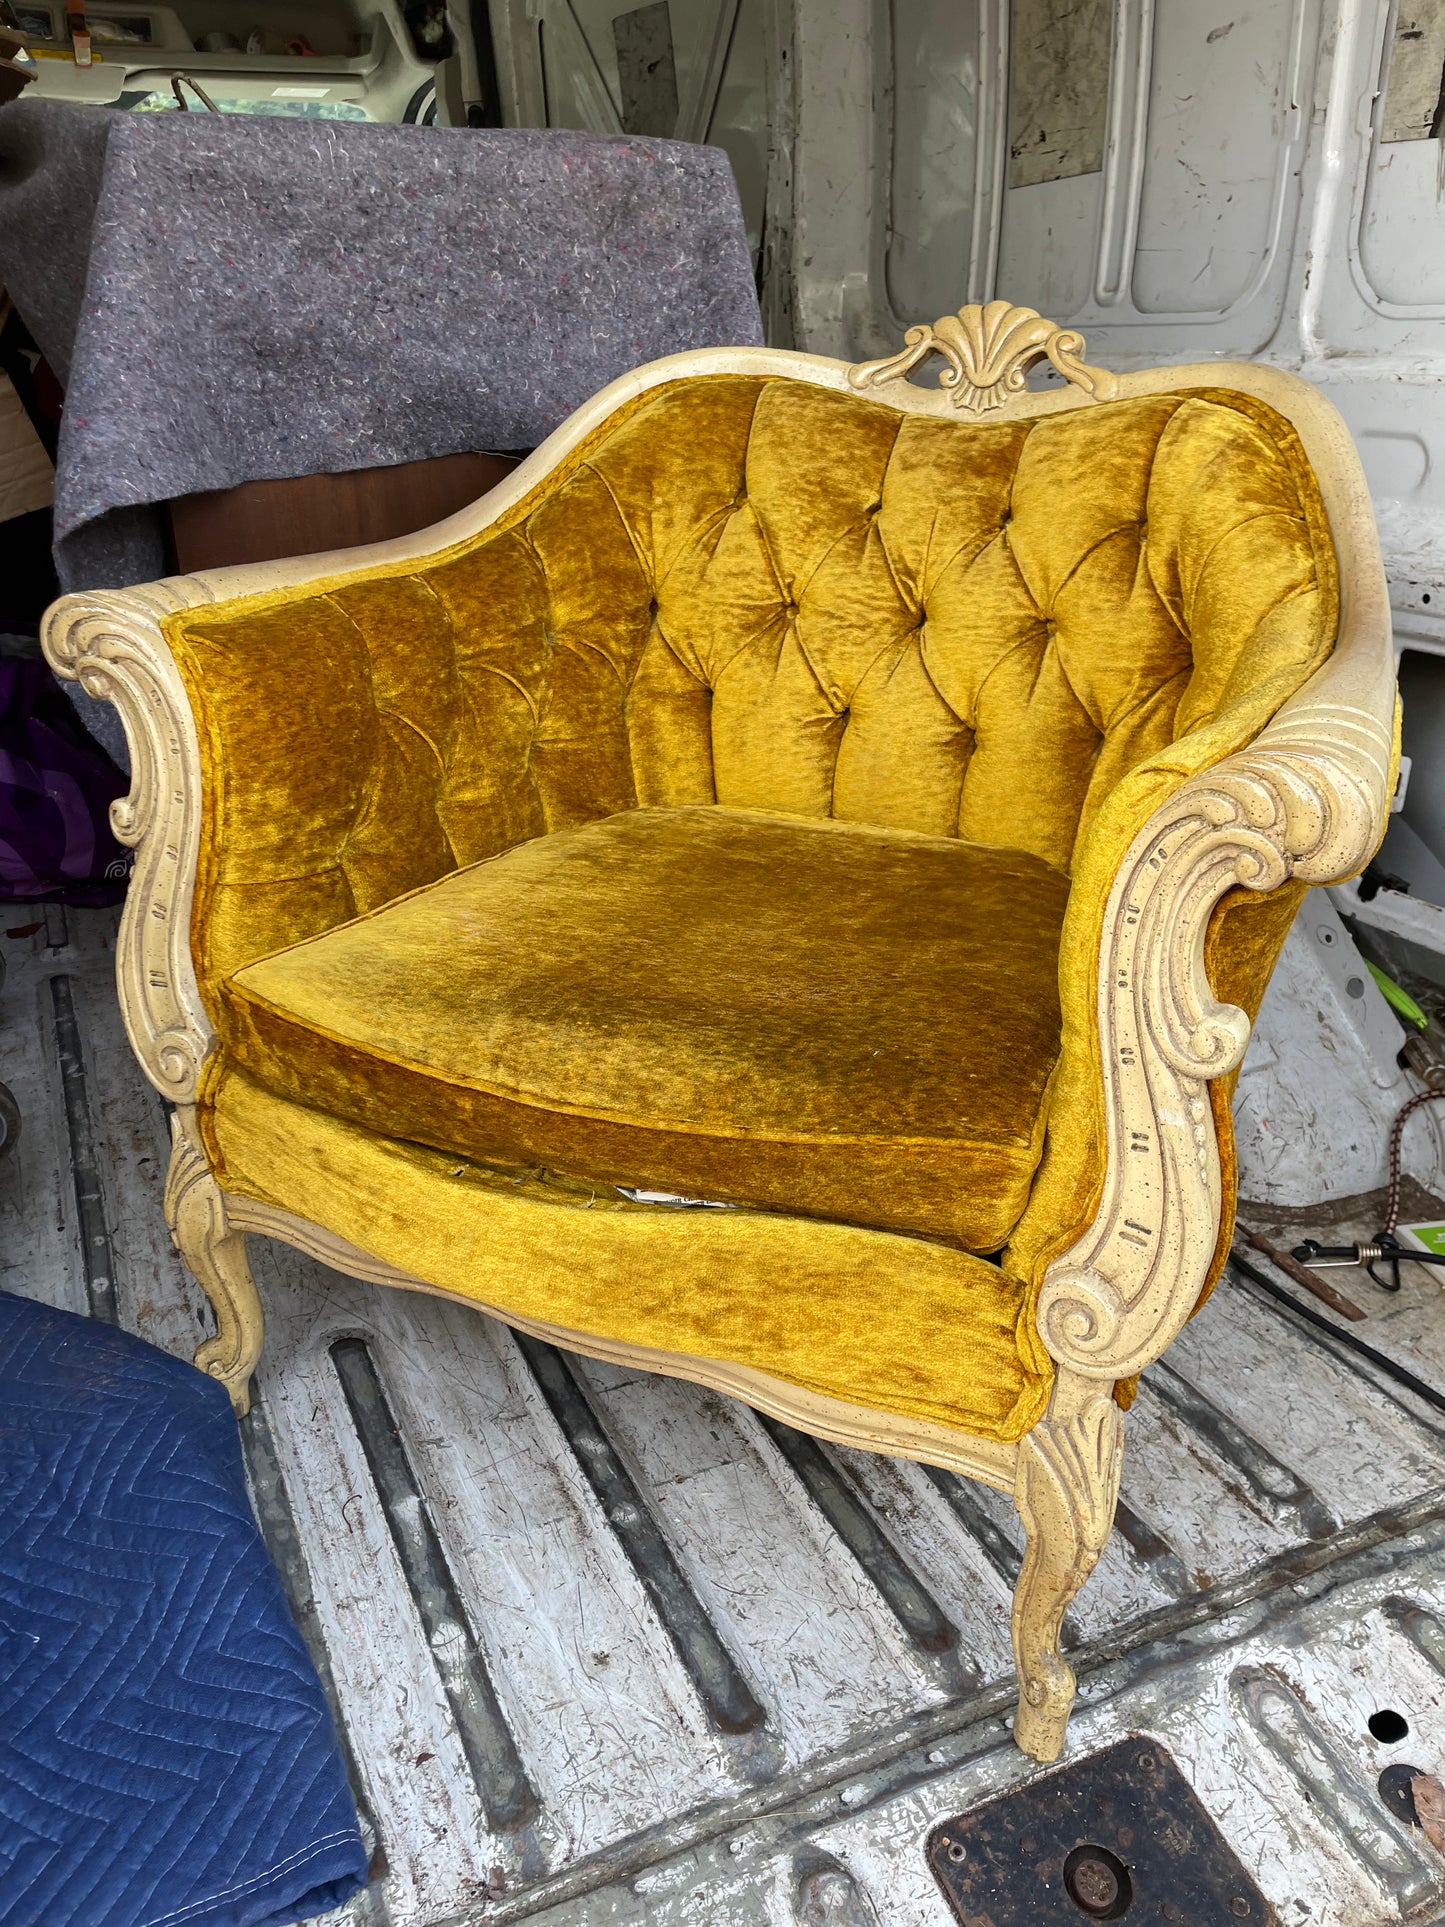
1009,1386 -> 1124,1762
164,1112 -> 264,1416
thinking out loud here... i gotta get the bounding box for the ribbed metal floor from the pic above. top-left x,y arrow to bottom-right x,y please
8,906 -> 1445,1926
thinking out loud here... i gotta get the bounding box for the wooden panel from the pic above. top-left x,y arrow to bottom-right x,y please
167,449 -> 522,573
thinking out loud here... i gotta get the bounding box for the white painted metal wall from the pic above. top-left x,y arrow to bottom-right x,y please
488,0 -> 774,262
1236,893 -> 1445,1201
768,0 -> 1445,623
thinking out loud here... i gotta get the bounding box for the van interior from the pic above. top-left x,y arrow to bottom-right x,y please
6,5 -> 1445,1926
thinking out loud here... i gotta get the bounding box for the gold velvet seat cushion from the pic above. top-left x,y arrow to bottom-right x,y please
216,805 -> 1072,1248
204,1066 -> 1054,1442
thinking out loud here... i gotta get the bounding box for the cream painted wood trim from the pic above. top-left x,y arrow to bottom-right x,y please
43,580 -> 217,1104
222,1191 -> 1022,1495
167,1108 -> 264,1400
849,300 -> 1119,414
1035,681 -> 1395,1386
1010,1393 -> 1123,1759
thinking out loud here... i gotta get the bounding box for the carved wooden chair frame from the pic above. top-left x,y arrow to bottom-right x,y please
43,303 -> 1397,1762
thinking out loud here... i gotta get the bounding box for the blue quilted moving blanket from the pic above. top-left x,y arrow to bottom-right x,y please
0,1290 -> 368,1927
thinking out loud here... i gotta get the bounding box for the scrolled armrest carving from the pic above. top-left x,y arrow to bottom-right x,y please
42,582 -> 218,1103
1037,698 -> 1394,1382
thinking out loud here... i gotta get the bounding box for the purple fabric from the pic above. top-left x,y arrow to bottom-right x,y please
0,659 -> 129,903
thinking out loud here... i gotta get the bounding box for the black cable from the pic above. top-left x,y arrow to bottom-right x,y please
1230,1249 -> 1445,1420
1293,1236 -> 1445,1294
1294,1239 -> 1445,1266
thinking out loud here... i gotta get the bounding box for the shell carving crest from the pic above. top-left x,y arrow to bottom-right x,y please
848,300 -> 1118,415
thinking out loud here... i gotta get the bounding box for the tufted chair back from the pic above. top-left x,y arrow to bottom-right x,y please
170,374 -> 1337,991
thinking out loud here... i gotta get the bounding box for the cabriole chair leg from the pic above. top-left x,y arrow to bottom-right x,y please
1009,1392 -> 1125,1762
164,1117 -> 264,1416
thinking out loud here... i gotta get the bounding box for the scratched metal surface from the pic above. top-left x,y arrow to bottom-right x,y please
8,906 -> 1445,1926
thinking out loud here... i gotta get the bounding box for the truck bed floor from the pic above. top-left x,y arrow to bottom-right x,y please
8,908 -> 1445,1927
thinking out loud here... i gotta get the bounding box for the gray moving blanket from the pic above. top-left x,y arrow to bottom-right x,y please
0,102 -> 762,755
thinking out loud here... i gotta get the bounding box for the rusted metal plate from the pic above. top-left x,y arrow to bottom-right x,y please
926,1737 -> 1276,1926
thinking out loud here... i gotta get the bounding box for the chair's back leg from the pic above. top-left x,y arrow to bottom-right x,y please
1009,1388 -> 1124,1761
164,1112 -> 264,1416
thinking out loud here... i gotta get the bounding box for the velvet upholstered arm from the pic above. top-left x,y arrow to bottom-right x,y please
1014,528 -> 1397,1402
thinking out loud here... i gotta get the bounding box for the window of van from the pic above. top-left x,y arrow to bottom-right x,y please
119,90 -> 370,116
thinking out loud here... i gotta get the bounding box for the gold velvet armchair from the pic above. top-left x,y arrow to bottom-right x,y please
44,304 -> 1397,1763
